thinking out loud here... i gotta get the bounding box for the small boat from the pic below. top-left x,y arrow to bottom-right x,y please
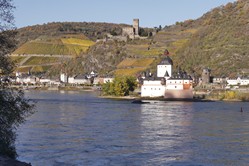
131,100 -> 150,104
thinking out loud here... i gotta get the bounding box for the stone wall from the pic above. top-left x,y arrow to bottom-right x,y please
164,89 -> 193,99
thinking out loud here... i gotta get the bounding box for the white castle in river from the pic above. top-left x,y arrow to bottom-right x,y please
141,50 -> 193,99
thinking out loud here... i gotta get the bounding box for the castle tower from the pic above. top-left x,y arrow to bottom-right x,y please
201,68 -> 211,84
157,57 -> 173,78
133,19 -> 139,36
157,50 -> 172,78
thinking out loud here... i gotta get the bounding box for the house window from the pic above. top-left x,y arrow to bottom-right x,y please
144,88 -> 146,90
175,86 -> 177,88
159,88 -> 160,90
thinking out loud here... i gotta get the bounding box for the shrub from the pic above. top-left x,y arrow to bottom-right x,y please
102,76 -> 137,96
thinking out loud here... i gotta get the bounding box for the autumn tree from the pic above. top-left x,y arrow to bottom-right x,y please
0,0 -> 34,159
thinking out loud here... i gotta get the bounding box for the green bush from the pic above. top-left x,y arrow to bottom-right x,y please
102,76 -> 137,96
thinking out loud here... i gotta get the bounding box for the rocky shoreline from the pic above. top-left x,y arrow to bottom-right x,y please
0,155 -> 31,166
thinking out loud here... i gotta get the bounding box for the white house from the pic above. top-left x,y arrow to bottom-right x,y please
240,78 -> 249,85
98,77 -> 114,84
60,73 -> 68,83
227,77 -> 249,86
16,75 -> 37,84
39,77 -> 52,84
227,78 -> 239,86
74,75 -> 88,84
141,79 -> 166,97
213,77 -> 226,84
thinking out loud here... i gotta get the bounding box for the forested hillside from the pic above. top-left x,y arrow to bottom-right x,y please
172,0 -> 249,77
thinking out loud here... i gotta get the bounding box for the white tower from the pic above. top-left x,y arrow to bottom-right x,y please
60,73 -> 68,83
157,56 -> 173,79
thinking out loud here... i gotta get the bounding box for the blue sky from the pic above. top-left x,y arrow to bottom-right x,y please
13,0 -> 236,28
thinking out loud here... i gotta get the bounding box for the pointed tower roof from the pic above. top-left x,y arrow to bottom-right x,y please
159,56 -> 173,65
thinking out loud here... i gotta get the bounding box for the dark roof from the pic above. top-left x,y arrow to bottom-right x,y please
169,70 -> 193,80
75,75 -> 87,79
159,56 -> 173,65
168,77 -> 192,80
143,76 -> 164,81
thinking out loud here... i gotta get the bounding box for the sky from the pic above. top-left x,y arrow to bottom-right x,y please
13,0 -> 237,28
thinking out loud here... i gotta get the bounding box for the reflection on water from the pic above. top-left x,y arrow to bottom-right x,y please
16,91 -> 249,165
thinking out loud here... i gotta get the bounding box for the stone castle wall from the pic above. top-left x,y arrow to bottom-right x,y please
164,89 -> 193,99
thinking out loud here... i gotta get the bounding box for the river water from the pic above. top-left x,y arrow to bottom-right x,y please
16,91 -> 249,166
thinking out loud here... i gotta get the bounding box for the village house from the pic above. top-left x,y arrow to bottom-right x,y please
39,76 -> 52,84
15,73 -> 37,84
60,73 -> 68,83
227,77 -> 249,86
68,75 -> 88,84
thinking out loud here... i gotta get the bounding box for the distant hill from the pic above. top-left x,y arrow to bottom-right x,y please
171,0 -> 249,77
16,22 -> 125,45
12,0 -> 249,77
12,22 -> 128,73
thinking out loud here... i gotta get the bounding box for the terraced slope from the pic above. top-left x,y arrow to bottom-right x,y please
115,58 -> 155,76
13,35 -> 95,56
11,34 -> 95,73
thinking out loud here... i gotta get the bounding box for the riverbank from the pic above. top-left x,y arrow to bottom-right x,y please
10,85 -> 97,91
99,93 -> 249,102
99,95 -> 216,102
11,85 -> 249,102
0,155 -> 30,166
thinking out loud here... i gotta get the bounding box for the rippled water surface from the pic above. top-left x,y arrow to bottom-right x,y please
16,91 -> 249,166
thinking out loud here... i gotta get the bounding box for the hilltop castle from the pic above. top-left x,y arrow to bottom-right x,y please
122,19 -> 140,39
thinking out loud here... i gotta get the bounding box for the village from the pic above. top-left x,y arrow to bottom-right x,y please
2,18 -> 249,99
2,49 -> 249,100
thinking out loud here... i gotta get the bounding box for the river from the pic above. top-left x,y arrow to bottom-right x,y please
16,91 -> 249,166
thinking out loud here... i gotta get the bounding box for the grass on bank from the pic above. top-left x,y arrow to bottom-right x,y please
207,90 -> 249,101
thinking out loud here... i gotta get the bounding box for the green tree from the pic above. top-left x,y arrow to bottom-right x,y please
102,76 -> 137,96
0,0 -> 34,159
139,28 -> 148,36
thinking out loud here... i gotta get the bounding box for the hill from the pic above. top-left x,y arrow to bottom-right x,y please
16,22 -> 125,45
172,0 -> 249,77
11,0 -> 249,77
12,22 -> 128,74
